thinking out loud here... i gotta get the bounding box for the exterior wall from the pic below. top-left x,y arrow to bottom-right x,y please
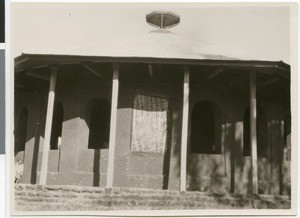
15,65 -> 290,196
187,77 -> 231,193
113,84 -> 166,188
36,71 -> 112,186
15,91 -> 47,184
185,69 -> 290,195
113,82 -> 183,189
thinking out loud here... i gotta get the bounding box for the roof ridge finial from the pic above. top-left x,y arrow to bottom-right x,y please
146,11 -> 180,29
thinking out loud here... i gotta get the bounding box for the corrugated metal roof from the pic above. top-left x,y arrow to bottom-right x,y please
15,30 -> 290,80
17,30 -> 282,62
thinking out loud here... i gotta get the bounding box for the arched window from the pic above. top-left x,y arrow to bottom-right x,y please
15,107 -> 28,156
50,100 -> 64,150
243,107 -> 268,157
191,101 -> 221,154
88,99 -> 111,149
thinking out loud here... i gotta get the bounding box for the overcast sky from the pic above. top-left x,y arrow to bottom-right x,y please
11,3 -> 291,63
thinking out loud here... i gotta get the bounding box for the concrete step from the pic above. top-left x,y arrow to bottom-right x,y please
14,184 -> 291,211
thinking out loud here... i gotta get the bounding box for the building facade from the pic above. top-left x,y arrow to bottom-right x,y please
14,24 -> 291,196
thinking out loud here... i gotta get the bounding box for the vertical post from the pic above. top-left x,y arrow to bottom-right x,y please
39,66 -> 57,185
160,12 -> 164,29
180,66 -> 189,192
106,63 -> 119,188
250,72 -> 258,194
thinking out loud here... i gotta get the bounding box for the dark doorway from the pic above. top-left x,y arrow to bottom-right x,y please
88,99 -> 111,149
50,100 -> 64,150
87,98 -> 111,187
191,101 -> 221,154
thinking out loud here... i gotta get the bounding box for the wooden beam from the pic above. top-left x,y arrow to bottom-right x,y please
84,63 -> 101,77
205,67 -> 223,80
61,61 -> 81,66
180,65 -> 190,192
106,63 -> 120,188
39,66 -> 58,185
250,72 -> 258,194
26,70 -> 49,81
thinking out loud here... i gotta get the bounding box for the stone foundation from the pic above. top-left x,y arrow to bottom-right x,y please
15,184 -> 290,211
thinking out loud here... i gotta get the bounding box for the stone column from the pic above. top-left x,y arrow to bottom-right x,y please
180,66 -> 189,191
250,72 -> 258,194
39,66 -> 57,185
106,63 -> 120,188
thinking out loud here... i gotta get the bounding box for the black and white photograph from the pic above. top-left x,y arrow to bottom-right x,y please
10,2 -> 296,215
0,49 -> 5,218
0,49 -> 4,155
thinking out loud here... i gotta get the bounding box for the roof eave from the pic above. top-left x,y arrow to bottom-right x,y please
15,53 -> 290,78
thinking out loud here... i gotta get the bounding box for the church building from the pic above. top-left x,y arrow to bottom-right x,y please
14,11 -> 291,196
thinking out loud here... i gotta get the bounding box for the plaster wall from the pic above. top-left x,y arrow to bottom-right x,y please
15,66 -> 290,195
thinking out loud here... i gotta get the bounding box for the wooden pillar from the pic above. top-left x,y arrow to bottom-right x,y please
250,72 -> 258,194
106,63 -> 119,188
180,66 -> 189,191
39,66 -> 57,185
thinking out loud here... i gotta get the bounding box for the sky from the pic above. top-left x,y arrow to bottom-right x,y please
11,3 -> 291,63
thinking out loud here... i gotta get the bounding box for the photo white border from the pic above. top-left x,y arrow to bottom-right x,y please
6,1 -> 299,217
5,0 -> 11,217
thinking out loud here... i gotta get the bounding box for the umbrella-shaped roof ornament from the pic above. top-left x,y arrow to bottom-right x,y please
146,11 -> 180,29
